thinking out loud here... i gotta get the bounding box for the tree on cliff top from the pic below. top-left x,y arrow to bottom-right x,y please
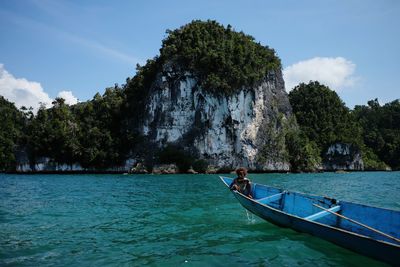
160,20 -> 281,93
125,20 -> 281,104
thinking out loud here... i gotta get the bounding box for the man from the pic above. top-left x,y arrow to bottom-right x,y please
229,167 -> 253,198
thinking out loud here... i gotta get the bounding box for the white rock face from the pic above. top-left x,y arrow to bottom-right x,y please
326,143 -> 350,155
141,66 -> 292,171
323,143 -> 364,170
16,157 -> 135,172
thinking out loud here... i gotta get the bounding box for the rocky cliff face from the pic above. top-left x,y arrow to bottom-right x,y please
15,155 -> 135,173
323,143 -> 364,171
138,63 -> 293,171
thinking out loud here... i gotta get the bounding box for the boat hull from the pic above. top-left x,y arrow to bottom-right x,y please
221,176 -> 400,266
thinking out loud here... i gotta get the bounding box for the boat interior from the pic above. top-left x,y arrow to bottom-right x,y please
221,177 -> 400,245
251,182 -> 400,244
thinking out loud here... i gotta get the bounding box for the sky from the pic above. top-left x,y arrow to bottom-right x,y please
0,0 -> 399,111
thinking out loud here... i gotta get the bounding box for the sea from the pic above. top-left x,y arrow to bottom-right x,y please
1,172 -> 399,266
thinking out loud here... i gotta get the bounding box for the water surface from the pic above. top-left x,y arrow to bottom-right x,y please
1,172 -> 399,266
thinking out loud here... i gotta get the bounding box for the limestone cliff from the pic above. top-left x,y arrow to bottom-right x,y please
137,62 -> 293,171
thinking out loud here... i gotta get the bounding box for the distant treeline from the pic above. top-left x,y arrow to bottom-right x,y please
0,88 -> 130,170
288,81 -> 399,171
1,82 -> 398,172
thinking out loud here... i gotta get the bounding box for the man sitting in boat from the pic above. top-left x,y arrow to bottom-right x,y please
229,167 -> 253,198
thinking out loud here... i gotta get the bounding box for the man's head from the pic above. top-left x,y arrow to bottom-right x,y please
236,167 -> 247,178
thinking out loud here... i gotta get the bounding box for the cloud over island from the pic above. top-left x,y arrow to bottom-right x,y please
283,57 -> 358,92
0,64 -> 78,112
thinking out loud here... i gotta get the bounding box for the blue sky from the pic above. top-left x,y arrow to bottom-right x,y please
0,0 -> 399,110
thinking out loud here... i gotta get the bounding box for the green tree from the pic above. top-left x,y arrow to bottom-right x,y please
73,86 -> 133,168
353,99 -> 400,169
159,20 -> 281,94
285,129 -> 321,172
289,81 -> 362,151
26,98 -> 80,165
0,96 -> 25,171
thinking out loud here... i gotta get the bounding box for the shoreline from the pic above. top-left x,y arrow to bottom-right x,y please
1,169 -> 393,175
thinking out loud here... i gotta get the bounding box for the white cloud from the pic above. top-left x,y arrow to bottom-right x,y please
0,64 -> 52,111
57,90 -> 78,105
283,57 -> 358,92
0,64 -> 78,112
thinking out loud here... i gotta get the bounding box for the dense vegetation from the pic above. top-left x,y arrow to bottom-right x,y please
123,58 -> 161,124
289,81 -> 397,170
72,87 -> 134,168
285,127 -> 322,172
0,96 -> 25,171
160,20 -> 280,93
289,81 -> 363,150
10,87 -> 132,171
353,99 -> 400,170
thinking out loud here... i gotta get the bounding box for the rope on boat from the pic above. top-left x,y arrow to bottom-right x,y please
313,204 -> 400,244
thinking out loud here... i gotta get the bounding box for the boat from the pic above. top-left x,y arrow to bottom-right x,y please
220,176 -> 400,266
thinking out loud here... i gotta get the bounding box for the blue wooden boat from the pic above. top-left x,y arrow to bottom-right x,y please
220,176 -> 400,266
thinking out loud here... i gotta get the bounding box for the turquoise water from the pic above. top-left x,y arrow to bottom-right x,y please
1,172 -> 399,266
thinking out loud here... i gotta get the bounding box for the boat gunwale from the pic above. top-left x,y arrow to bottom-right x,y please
219,176 -> 400,248
221,175 -> 399,213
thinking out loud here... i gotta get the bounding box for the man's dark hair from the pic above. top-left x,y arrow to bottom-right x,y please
236,167 -> 247,176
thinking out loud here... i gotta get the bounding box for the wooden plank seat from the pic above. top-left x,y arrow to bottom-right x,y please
256,192 -> 285,204
305,205 -> 341,221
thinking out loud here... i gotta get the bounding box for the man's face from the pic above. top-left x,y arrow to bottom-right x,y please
238,171 -> 245,178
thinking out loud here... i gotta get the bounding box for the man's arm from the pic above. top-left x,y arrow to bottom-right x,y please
247,180 -> 253,198
229,179 -> 238,190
